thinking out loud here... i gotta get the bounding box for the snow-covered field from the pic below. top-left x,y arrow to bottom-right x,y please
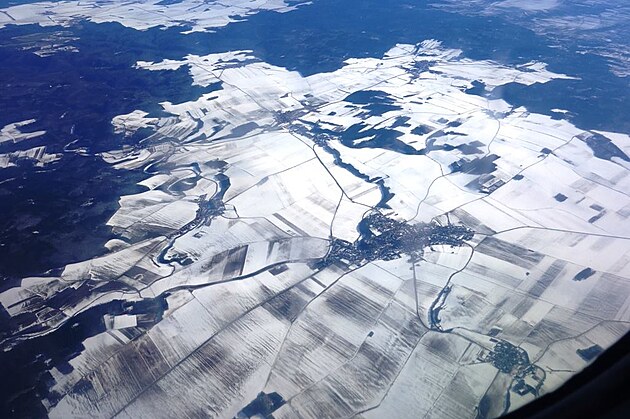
2,32 -> 629,419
